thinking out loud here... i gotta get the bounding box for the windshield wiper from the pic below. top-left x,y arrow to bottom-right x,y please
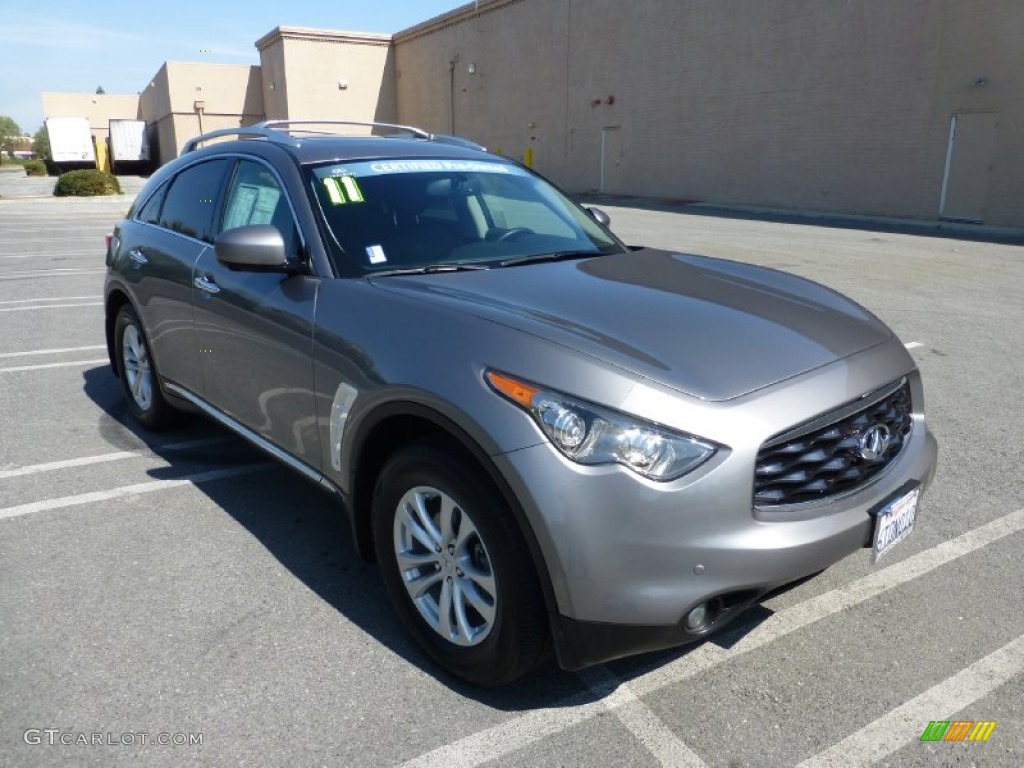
498,251 -> 601,268
369,263 -> 491,278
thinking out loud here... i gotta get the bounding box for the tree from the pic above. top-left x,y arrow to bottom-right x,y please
0,115 -> 23,164
33,125 -> 51,161
96,86 -> 106,94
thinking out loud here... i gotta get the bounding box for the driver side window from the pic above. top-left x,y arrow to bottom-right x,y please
220,159 -> 301,258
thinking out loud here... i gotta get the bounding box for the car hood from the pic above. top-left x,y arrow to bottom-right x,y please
370,248 -> 894,401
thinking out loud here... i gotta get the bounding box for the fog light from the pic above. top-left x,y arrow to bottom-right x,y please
684,602 -> 709,631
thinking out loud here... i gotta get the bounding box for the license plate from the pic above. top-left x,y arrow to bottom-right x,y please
872,485 -> 920,562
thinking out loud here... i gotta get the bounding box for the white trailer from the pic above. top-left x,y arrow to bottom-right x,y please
45,117 -> 96,165
108,119 -> 150,172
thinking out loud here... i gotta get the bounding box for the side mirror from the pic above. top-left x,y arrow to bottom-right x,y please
214,225 -> 290,271
586,207 -> 611,227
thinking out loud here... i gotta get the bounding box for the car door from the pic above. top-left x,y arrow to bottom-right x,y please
191,157 -> 321,470
126,159 -> 230,395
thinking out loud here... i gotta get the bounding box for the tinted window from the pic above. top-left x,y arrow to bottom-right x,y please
159,160 -> 229,242
220,160 -> 300,256
310,160 -> 619,272
136,182 -> 167,225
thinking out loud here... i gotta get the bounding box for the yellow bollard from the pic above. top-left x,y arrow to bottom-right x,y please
94,138 -> 109,172
524,146 -> 533,169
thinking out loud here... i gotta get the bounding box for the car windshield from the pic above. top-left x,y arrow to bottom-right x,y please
309,158 -> 623,274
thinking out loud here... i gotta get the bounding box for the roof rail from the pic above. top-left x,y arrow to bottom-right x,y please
262,119 -> 433,140
181,119 -> 488,154
181,127 -> 275,153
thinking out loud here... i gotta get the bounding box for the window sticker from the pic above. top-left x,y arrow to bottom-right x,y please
323,177 -> 346,205
223,183 -> 281,230
366,244 -> 387,264
365,160 -> 516,175
322,176 -> 365,205
340,176 -> 364,203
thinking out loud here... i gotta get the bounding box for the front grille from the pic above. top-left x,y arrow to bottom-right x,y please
754,379 -> 912,507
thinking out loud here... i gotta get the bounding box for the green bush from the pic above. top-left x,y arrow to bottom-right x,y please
54,169 -> 122,197
24,160 -> 46,176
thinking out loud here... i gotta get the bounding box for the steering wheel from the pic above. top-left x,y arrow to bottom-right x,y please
494,227 -> 534,242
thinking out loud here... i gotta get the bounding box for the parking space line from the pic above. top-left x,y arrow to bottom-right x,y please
0,302 -> 103,313
0,237 -> 107,242
0,437 -> 232,480
579,667 -> 708,767
0,345 -> 106,359
0,268 -> 104,280
0,303 -> 102,311
0,297 -> 98,306
401,506 -> 1024,768
796,631 -> 1024,768
0,464 -> 269,521
0,358 -> 109,373
0,256 -> 100,264
904,342 -> 923,350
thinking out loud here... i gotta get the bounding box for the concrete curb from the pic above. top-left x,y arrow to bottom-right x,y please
576,194 -> 1024,245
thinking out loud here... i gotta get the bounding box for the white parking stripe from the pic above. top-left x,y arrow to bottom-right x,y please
0,268 -> 103,275
0,436 -> 231,480
0,236 -> 105,241
0,296 -> 97,305
0,268 -> 104,280
401,506 -> 1024,768
0,358 -> 108,373
1,257 -> 99,264
0,464 -> 268,521
797,631 -> 1024,767
579,667 -> 708,767
0,345 -> 106,359
904,342 -> 924,350
0,302 -> 102,313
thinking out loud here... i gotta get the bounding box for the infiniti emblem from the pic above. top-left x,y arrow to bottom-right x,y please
858,424 -> 891,461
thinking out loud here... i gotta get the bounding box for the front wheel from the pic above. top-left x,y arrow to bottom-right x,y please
113,304 -> 177,430
372,440 -> 548,685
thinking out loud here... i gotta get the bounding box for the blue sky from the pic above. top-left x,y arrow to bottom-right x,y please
0,0 -> 466,134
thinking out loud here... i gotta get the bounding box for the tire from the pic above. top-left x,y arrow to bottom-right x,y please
372,439 -> 549,685
113,304 -> 177,431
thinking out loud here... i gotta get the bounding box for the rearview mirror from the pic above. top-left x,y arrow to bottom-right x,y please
215,225 -> 290,271
587,207 -> 611,227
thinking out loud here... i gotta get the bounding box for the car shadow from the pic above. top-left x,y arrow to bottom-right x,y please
82,364 -> 779,710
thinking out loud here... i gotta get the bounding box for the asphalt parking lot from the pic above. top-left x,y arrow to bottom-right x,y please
1,185 -> 1022,767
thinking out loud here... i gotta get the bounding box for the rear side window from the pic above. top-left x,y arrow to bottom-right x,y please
159,159 -> 229,242
136,183 -> 167,225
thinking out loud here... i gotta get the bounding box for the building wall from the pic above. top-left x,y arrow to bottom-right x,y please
40,92 -> 140,142
394,0 -> 1024,227
138,61 -> 264,163
256,26 -> 396,130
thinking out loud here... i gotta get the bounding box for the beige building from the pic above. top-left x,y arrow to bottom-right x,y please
137,61 -> 264,163
255,26 -> 396,127
40,0 -> 1024,228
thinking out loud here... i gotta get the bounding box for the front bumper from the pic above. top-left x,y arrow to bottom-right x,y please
494,411 -> 938,670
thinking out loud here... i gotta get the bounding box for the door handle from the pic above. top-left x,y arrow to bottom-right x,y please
128,248 -> 148,265
194,275 -> 221,295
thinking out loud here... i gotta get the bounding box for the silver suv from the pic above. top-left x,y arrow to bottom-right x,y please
104,120 -> 938,685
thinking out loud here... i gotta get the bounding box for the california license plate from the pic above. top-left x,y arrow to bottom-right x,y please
872,485 -> 920,562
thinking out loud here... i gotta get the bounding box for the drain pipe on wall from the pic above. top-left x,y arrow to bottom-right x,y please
449,56 -> 459,134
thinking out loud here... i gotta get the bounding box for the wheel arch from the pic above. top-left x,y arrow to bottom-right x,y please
347,402 -> 560,624
104,286 -> 133,376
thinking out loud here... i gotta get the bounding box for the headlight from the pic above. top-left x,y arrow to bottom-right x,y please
486,370 -> 716,481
